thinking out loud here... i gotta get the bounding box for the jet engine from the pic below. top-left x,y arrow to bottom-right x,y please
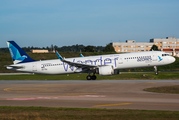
96,66 -> 114,76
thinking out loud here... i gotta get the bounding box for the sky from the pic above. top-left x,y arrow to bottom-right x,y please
0,0 -> 179,48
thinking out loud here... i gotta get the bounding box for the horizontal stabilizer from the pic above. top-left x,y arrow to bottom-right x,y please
6,65 -> 24,69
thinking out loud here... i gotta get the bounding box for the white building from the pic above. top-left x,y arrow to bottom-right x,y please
111,37 -> 179,57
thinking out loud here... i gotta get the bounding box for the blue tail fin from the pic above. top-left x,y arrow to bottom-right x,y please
7,41 -> 35,64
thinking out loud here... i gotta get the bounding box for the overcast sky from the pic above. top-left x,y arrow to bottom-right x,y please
0,0 -> 179,48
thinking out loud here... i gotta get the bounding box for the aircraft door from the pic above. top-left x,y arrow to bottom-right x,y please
152,52 -> 157,61
116,57 -> 123,68
32,63 -> 37,71
118,57 -> 123,64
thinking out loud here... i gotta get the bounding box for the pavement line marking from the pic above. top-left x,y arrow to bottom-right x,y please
63,93 -> 97,95
4,95 -> 106,100
93,103 -> 132,107
3,87 -> 47,93
35,85 -> 67,87
134,103 -> 179,106
3,88 -> 11,92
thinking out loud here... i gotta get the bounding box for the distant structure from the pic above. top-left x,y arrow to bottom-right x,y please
31,44 -> 55,53
51,44 -> 53,51
150,37 -> 179,57
31,50 -> 55,53
110,40 -> 153,53
111,37 -> 179,57
31,50 -> 49,53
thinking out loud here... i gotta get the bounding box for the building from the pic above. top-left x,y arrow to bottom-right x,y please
111,40 -> 153,53
150,37 -> 179,50
31,49 -> 55,53
31,50 -> 49,53
150,37 -> 179,56
111,37 -> 179,57
31,50 -> 55,53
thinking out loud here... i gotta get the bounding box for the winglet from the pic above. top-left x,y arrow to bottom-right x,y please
80,53 -> 84,57
56,51 -> 63,60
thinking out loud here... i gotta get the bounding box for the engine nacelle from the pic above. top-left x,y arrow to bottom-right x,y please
96,66 -> 114,76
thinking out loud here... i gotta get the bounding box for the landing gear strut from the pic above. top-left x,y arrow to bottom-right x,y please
154,66 -> 158,75
86,74 -> 97,80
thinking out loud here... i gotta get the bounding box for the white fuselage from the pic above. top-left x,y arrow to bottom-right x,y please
7,51 -> 175,75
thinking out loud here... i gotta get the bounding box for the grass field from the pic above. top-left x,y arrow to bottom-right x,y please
0,106 -> 179,120
144,85 -> 179,94
0,72 -> 179,80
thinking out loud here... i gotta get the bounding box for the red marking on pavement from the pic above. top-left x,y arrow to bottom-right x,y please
4,95 -> 106,100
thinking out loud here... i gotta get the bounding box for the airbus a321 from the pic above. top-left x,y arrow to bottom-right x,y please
6,41 -> 175,80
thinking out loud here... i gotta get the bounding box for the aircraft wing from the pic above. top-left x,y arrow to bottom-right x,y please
56,51 -> 97,70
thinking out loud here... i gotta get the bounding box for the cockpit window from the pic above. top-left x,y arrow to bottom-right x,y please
162,54 -> 169,56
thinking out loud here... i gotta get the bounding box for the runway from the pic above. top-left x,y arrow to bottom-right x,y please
0,80 -> 179,111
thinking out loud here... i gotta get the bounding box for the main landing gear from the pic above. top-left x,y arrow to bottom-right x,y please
86,74 -> 97,80
154,66 -> 158,75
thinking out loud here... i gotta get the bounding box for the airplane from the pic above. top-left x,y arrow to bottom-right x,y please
6,41 -> 175,80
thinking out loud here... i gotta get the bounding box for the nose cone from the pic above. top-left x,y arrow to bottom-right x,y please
169,56 -> 175,63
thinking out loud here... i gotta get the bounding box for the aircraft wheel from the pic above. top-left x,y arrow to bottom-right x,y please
155,71 -> 158,75
91,75 -> 97,80
86,75 -> 91,80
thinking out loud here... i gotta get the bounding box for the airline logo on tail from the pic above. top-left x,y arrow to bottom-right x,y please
7,41 -> 34,64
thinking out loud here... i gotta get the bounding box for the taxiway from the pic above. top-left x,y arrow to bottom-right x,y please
0,80 -> 179,111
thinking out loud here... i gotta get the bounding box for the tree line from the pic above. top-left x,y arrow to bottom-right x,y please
0,44 -> 115,53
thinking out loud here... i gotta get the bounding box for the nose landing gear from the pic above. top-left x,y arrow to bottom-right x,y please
154,66 -> 158,75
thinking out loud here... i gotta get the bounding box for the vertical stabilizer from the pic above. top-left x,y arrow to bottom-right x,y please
7,41 -> 35,64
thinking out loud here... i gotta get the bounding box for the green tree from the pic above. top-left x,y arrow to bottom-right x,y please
84,46 -> 96,52
54,45 -> 58,51
103,44 -> 115,52
150,45 -> 159,51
